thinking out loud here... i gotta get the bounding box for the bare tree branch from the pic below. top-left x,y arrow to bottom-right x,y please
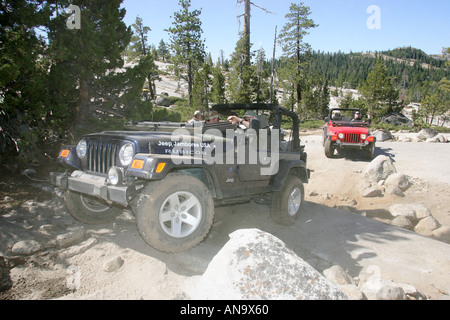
250,2 -> 276,14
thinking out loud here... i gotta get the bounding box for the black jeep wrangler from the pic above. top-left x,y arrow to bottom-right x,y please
51,103 -> 309,253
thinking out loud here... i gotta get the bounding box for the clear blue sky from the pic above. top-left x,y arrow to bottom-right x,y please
121,0 -> 450,61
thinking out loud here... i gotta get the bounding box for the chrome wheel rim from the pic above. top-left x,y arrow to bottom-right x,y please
159,191 -> 202,238
287,188 -> 301,217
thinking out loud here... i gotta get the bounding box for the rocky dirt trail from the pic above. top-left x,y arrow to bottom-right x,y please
1,132 -> 450,300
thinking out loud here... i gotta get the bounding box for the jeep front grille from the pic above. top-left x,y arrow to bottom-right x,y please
343,133 -> 361,144
86,141 -> 119,175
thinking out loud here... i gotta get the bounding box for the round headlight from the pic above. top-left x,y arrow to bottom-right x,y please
361,134 -> 367,140
108,167 -> 123,185
76,139 -> 87,159
119,143 -> 134,166
338,133 -> 345,140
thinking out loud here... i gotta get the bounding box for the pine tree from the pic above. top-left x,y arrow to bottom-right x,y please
277,57 -> 299,111
47,0 -> 134,138
443,47 -> 450,67
301,72 -> 330,119
254,48 -> 270,102
167,0 -> 205,107
127,16 -> 151,60
359,57 -> 400,118
419,79 -> 449,125
119,55 -> 156,120
192,63 -> 212,112
227,34 -> 255,103
211,64 -> 226,104
278,2 -> 318,114
157,39 -> 171,62
126,16 -> 159,100
0,0 -> 53,162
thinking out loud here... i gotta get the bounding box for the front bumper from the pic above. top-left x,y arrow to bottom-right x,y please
50,171 -> 134,206
334,141 -> 374,150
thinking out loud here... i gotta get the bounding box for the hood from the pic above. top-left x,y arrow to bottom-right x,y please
85,130 -> 175,141
83,130 -> 208,155
330,126 -> 370,135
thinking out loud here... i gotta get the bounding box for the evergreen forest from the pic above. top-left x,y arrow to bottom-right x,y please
307,48 -> 449,102
1,0 -> 449,168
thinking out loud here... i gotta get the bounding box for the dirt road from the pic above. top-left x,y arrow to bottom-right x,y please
1,133 -> 450,300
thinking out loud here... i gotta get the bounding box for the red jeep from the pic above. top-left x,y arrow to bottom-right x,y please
323,108 -> 376,159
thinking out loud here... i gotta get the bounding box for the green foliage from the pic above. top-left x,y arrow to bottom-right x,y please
307,49 -> 449,102
152,107 -> 182,122
172,99 -> 199,122
1,0 -> 448,170
1,0 -> 159,167
418,78 -> 450,125
157,39 -> 171,62
253,48 -> 270,103
277,2 -> 318,116
46,0 -> 133,140
0,0 -> 53,162
126,16 -> 151,60
125,15 -> 160,100
298,120 -> 324,129
226,33 -> 256,103
277,57 -> 301,110
301,76 -> 330,119
167,0 -> 205,107
385,47 -> 447,69
211,64 -> 226,104
444,47 -> 450,67
192,63 -> 212,112
359,57 -> 401,118
278,3 -> 318,58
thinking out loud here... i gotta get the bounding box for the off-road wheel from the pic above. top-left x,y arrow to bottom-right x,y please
64,190 -> 122,224
324,138 -> 335,158
366,143 -> 375,160
135,173 -> 214,253
271,176 -> 304,226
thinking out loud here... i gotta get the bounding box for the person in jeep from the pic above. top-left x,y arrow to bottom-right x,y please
227,110 -> 257,129
188,110 -> 203,124
206,111 -> 220,124
352,111 -> 362,122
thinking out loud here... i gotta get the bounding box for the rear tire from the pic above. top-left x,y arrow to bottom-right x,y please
271,176 -> 304,226
135,173 -> 214,253
64,190 -> 122,224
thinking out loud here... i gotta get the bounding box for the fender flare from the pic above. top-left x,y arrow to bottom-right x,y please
270,160 -> 309,192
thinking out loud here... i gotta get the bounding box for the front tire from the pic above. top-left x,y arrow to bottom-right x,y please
64,190 -> 122,224
135,173 -> 214,253
271,176 -> 304,226
366,143 -> 375,160
324,138 -> 335,158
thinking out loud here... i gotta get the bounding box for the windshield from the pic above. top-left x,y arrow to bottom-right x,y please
329,109 -> 369,127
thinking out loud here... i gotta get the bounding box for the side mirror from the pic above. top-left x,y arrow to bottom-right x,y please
324,117 -> 329,122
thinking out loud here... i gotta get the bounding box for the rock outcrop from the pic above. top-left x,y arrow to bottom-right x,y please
362,155 -> 397,182
191,229 -> 347,300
